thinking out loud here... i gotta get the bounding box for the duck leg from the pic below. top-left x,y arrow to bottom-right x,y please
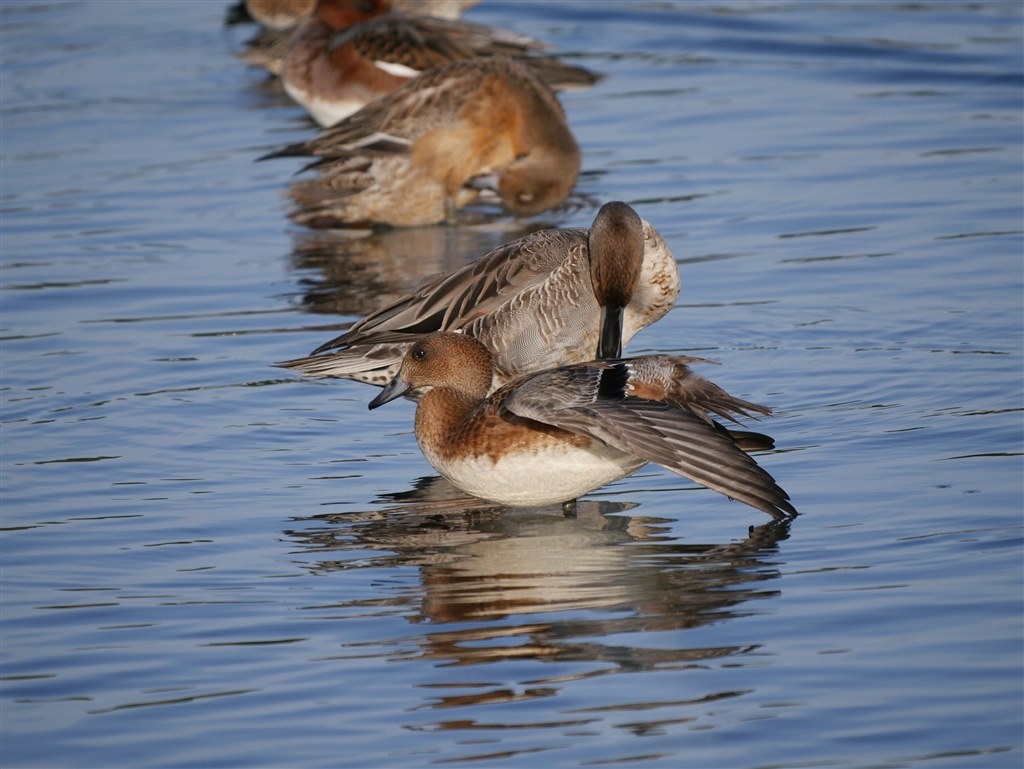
443,196 -> 458,225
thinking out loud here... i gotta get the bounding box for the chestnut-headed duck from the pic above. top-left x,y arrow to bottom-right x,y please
367,332 -> 797,519
283,7 -> 600,126
238,0 -> 478,75
261,55 -> 580,227
245,0 -> 318,30
278,202 -> 678,388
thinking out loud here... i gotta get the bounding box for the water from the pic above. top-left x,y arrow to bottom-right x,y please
2,1 -> 1021,767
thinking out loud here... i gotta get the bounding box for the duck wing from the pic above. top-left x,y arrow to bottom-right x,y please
331,16 -> 474,74
501,360 -> 797,518
261,57 -> 507,161
309,227 -> 586,355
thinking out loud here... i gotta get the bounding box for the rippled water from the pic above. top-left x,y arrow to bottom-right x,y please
2,1 -> 1022,767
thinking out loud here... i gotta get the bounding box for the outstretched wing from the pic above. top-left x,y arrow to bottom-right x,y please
502,361 -> 796,518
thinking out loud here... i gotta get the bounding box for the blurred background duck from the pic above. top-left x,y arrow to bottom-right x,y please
261,56 -> 581,227
232,0 -> 479,76
282,0 -> 601,126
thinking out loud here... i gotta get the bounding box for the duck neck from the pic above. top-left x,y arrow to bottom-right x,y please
415,387 -> 481,453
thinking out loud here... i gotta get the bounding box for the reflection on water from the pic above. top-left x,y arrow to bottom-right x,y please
286,476 -> 791,703
285,220 -> 555,319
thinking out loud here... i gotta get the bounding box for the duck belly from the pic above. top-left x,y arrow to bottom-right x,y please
426,441 -> 646,507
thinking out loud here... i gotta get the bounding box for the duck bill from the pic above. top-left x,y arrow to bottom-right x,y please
597,305 -> 625,359
368,375 -> 412,410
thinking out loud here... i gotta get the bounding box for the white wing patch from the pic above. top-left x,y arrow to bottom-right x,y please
373,60 -> 421,78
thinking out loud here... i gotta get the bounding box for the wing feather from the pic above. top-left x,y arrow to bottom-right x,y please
502,364 -> 795,518
308,228 -> 585,355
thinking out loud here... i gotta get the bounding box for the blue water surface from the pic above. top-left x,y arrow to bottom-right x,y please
1,1 -> 1022,767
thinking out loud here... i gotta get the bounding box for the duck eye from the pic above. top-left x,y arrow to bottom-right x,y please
412,347 -> 427,361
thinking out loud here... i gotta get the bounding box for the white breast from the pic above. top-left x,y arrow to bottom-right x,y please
283,79 -> 364,127
422,440 -> 646,507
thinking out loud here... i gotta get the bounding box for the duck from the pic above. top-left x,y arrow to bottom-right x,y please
277,201 -> 679,389
237,0 -> 479,76
283,3 -> 600,127
367,331 -> 797,519
358,0 -> 479,20
244,0 -> 318,30
260,55 -> 580,227
236,0 -> 322,76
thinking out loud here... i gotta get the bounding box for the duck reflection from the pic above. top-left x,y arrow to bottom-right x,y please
286,219 -> 551,318
285,476 -> 792,693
